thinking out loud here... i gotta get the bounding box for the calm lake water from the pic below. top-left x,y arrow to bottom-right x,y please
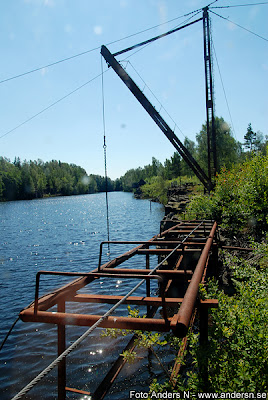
0,192 -> 167,400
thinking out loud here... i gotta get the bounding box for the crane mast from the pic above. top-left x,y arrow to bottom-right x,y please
203,7 -> 217,180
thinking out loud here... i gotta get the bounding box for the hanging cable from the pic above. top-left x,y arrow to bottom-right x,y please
0,69 -> 110,140
210,10 -> 268,42
101,56 -> 111,256
211,2 -> 268,9
211,39 -> 236,138
0,317 -> 20,352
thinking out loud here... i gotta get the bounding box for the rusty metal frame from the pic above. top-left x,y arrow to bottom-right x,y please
18,220 -> 219,399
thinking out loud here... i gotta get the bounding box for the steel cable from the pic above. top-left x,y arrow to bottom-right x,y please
0,317 -> 20,352
101,56 -> 111,255
211,10 -> 268,42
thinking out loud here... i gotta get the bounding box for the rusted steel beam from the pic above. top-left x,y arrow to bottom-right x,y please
171,222 -> 217,337
221,245 -> 253,251
20,310 -> 171,332
199,299 -> 218,309
98,268 -> 193,276
170,225 -> 213,230
167,229 -> 209,234
99,240 -> 202,246
66,387 -> 91,395
137,248 -> 202,254
71,294 -> 184,306
92,334 -> 138,400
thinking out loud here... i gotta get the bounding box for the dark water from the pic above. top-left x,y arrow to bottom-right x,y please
0,192 -> 168,400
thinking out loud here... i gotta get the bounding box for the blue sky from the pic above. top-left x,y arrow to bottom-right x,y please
1,0 -> 267,179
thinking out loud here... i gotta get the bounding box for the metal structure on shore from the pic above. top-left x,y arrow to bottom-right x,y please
18,220 -> 219,399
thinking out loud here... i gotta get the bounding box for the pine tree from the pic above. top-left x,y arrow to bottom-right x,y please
244,123 -> 256,151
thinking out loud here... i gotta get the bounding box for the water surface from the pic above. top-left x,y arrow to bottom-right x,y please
0,192 -> 167,399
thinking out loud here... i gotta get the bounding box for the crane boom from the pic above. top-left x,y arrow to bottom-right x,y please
101,45 -> 213,191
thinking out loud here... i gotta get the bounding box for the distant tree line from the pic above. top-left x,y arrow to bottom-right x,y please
0,158 -> 122,201
1,117 -> 266,201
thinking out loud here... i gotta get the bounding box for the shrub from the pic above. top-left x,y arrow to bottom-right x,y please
185,153 -> 268,235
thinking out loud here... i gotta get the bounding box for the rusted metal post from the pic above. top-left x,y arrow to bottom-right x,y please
211,243 -> 219,277
171,222 -> 217,337
146,252 -> 150,315
57,299 -> 66,400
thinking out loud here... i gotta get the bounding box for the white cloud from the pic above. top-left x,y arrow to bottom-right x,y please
94,25 -> 103,35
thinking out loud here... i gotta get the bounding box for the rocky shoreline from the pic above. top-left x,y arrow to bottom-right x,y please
164,182 -> 196,216
134,182 -> 198,216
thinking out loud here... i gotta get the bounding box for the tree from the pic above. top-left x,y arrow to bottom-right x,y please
244,123 -> 256,151
0,157 -> 21,200
196,117 -> 241,174
170,152 -> 181,178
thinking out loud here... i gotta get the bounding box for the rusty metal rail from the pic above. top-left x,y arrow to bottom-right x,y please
16,220 -> 219,399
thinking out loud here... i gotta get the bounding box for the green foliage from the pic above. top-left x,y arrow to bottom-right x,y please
141,176 -> 169,204
182,247 -> 268,392
185,152 -> 268,234
121,350 -> 137,364
101,306 -> 168,365
185,194 -> 215,220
